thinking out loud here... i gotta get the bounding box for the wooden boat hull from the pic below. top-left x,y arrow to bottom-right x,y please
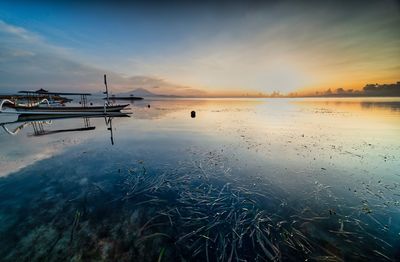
1,104 -> 129,115
107,96 -> 144,100
16,112 -> 130,122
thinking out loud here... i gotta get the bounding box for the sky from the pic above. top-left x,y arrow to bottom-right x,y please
0,0 -> 399,96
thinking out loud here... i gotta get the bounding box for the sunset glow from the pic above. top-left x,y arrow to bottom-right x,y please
1,2 -> 400,260
0,0 -> 399,96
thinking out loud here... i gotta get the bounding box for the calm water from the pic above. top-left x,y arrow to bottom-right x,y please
0,98 -> 399,261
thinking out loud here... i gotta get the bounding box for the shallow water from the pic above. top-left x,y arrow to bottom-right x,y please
0,97 -> 399,261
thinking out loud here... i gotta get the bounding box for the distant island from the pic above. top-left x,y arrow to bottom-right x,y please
107,94 -> 144,100
114,82 -> 400,98
113,88 -> 182,98
237,81 -> 400,98
2,82 -> 399,100
288,81 -> 400,98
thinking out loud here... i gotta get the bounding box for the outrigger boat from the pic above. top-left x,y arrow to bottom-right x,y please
107,94 -> 144,101
0,75 -> 129,115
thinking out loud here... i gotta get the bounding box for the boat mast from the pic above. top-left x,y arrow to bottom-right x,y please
104,74 -> 110,104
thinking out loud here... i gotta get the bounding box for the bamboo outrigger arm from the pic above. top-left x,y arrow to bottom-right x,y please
0,120 -> 52,136
0,98 -> 50,113
1,122 -> 29,135
0,99 -> 14,112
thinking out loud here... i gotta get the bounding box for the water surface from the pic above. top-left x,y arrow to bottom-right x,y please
0,97 -> 399,261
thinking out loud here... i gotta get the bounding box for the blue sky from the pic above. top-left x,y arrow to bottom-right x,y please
0,0 -> 399,96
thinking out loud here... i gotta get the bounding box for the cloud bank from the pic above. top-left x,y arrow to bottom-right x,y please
0,20 -> 204,96
1,0 -> 399,95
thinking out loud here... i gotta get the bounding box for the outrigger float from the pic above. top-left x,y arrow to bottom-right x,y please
0,75 -> 129,115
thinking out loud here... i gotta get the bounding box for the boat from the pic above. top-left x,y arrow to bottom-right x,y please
0,99 -> 129,115
107,94 -> 144,101
15,111 -> 130,121
0,91 -> 72,104
0,75 -> 129,115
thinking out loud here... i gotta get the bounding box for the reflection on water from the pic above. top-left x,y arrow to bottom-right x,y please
292,97 -> 400,113
0,113 -> 129,176
1,113 -> 129,138
0,98 -> 399,261
361,101 -> 400,111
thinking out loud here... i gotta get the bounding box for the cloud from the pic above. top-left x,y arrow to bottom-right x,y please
125,76 -> 206,96
0,20 -> 203,96
0,20 -> 104,91
102,0 -> 399,93
0,20 -> 40,42
1,0 -> 399,95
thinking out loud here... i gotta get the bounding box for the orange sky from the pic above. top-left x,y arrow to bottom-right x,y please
0,1 -> 399,96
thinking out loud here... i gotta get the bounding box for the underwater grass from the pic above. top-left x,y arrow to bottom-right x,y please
0,153 -> 398,261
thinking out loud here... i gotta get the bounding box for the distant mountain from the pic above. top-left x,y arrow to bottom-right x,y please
118,88 -> 181,97
119,88 -> 155,97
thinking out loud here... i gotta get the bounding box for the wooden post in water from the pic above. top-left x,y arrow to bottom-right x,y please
104,74 -> 110,104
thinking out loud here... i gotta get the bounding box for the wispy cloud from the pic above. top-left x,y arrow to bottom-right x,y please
0,20 -> 40,42
0,19 -> 100,90
126,76 -> 206,96
0,0 -> 399,95
118,0 -> 399,93
0,20 -> 201,95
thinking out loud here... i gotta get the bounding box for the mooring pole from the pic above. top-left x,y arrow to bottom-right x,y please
104,74 -> 110,105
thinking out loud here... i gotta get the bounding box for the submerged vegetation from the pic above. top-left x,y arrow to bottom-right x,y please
0,148 -> 398,261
